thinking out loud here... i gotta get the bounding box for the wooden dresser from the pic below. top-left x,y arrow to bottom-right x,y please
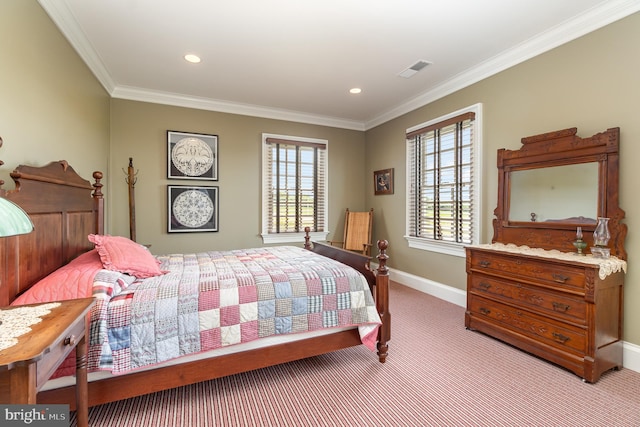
468,127 -> 628,383
465,244 -> 625,383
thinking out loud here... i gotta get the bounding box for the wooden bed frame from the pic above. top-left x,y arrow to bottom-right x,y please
0,157 -> 390,409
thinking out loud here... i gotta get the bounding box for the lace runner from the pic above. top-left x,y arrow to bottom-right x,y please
472,243 -> 627,280
0,303 -> 61,351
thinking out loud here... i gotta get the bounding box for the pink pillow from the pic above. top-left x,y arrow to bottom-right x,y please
88,234 -> 166,278
11,250 -> 103,306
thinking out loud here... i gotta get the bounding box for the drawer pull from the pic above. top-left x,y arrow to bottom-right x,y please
479,307 -> 491,315
479,260 -> 491,268
64,335 -> 77,346
552,332 -> 570,343
552,302 -> 571,312
552,273 -> 570,283
478,282 -> 492,291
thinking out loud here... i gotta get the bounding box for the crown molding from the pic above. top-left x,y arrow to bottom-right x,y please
111,86 -> 365,131
40,0 -> 639,132
364,0 -> 640,130
38,0 -> 115,93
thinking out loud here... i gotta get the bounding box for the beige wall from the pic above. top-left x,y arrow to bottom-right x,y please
108,99 -> 367,254
3,1 -> 640,347
0,0 -> 109,187
365,12 -> 640,345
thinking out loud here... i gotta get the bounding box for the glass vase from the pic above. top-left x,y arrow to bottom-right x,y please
591,217 -> 611,258
593,217 -> 611,246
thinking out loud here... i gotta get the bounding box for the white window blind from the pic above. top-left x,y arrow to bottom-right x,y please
407,110 -> 477,248
264,136 -> 326,235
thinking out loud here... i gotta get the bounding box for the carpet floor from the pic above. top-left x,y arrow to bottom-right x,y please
70,283 -> 640,426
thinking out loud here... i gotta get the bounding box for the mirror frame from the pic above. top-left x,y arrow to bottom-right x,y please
492,127 -> 627,260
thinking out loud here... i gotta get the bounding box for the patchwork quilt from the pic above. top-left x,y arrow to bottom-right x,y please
89,246 -> 381,375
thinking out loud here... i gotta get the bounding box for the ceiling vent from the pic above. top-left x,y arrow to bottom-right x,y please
398,60 -> 432,78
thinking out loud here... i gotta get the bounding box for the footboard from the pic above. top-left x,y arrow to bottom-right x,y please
303,227 -> 390,362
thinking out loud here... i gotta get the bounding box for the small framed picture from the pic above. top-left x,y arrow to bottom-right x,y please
374,168 -> 394,195
168,130 -> 218,180
168,185 -> 219,232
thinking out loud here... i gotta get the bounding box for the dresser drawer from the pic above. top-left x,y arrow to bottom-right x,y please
469,251 -> 586,292
469,273 -> 586,324
469,296 -> 586,354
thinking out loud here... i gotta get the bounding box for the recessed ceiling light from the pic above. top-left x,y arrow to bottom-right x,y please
349,88 -> 362,94
184,54 -> 201,63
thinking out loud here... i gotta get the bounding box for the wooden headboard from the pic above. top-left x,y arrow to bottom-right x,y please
0,159 -> 104,305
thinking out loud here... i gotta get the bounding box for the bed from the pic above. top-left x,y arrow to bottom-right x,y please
0,158 -> 390,409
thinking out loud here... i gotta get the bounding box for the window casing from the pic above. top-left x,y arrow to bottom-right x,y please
261,134 -> 329,244
405,104 -> 482,257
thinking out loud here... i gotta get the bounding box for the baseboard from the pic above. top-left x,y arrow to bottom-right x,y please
389,268 -> 640,374
390,268 -> 467,308
623,341 -> 640,374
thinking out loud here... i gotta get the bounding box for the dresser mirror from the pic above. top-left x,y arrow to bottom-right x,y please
492,127 -> 627,259
509,162 -> 598,223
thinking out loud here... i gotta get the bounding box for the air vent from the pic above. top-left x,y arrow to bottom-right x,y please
398,60 -> 432,78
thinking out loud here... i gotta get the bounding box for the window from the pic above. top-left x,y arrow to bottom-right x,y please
405,104 -> 482,257
261,134 -> 329,244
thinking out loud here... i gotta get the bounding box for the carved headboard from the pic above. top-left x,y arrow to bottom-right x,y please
0,155 -> 104,305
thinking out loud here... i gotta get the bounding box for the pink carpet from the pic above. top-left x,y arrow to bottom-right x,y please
72,283 -> 640,426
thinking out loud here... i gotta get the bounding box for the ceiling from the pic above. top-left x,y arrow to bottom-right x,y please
38,0 -> 638,131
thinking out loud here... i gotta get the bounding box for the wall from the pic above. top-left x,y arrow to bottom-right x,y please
108,99 -> 367,255
0,0 -> 109,187
364,12 -> 640,346
4,0 -> 639,348
0,1 -> 364,279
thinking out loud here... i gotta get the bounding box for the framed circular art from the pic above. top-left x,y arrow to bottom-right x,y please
168,185 -> 218,232
167,130 -> 218,180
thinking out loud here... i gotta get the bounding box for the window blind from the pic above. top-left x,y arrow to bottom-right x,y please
407,112 -> 475,244
265,138 -> 326,234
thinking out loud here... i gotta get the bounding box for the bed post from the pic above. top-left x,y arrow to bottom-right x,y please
0,136 -> 8,306
92,171 -> 104,235
375,240 -> 390,363
304,227 -> 311,250
304,227 -> 391,363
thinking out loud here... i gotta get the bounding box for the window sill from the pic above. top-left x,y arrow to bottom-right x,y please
262,231 -> 329,245
405,235 -> 467,258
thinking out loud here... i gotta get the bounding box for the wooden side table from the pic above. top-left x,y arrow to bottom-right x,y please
0,298 -> 95,427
